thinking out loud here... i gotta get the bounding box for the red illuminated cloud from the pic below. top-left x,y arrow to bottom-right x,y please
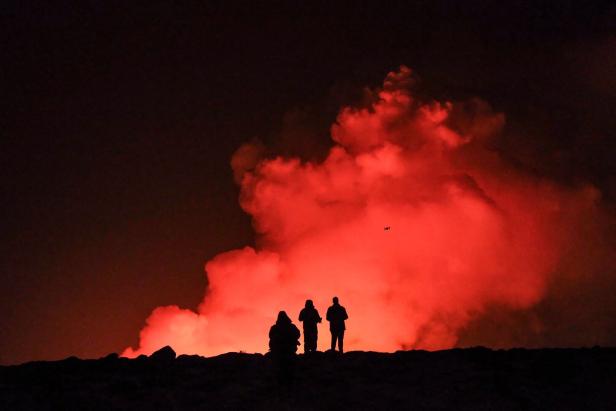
123,66 -> 601,357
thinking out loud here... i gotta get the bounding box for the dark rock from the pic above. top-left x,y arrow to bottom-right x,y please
176,354 -> 203,361
59,355 -> 82,368
176,354 -> 205,366
61,355 -> 81,363
101,352 -> 119,361
149,345 -> 176,362
2,348 -> 616,409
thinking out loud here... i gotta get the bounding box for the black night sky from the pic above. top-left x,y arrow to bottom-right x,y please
1,1 -> 615,364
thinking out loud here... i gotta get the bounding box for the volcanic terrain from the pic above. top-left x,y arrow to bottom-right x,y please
2,346 -> 615,410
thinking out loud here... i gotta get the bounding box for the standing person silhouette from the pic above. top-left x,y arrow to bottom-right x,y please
298,299 -> 322,353
326,297 -> 348,353
268,311 -> 301,384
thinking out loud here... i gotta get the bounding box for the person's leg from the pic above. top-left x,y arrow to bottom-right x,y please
305,331 -> 314,352
313,331 -> 318,352
338,330 -> 345,353
330,331 -> 336,351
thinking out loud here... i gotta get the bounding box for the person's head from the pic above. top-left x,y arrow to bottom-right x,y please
333,296 -> 339,305
277,311 -> 291,324
305,299 -> 314,308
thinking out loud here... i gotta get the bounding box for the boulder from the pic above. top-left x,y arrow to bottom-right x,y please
102,352 -> 119,361
149,345 -> 176,362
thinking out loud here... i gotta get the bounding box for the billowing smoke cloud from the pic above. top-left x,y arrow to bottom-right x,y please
123,66 -> 609,357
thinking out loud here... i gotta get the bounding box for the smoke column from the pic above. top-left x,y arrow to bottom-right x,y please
123,66 -> 604,356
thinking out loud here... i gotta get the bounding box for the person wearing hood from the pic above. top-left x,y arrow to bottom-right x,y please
268,311 -> 301,384
298,299 -> 322,353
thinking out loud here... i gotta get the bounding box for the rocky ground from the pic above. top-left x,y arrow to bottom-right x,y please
1,346 -> 615,410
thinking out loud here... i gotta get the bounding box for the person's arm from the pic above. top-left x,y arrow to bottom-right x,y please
343,308 -> 348,320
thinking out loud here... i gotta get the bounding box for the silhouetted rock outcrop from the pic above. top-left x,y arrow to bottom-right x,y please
149,345 -> 176,362
101,352 -> 119,361
1,348 -> 615,410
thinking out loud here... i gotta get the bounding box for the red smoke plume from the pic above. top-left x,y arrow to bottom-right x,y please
123,66 -> 603,357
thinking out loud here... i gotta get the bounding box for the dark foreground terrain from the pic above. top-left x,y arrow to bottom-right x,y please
1,347 -> 615,410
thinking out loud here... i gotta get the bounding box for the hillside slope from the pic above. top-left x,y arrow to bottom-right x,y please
2,347 -> 615,410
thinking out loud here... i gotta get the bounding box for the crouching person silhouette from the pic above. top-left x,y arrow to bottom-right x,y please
326,297 -> 348,353
298,299 -> 322,353
269,311 -> 301,384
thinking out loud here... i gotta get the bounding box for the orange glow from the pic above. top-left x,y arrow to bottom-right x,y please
123,66 -> 599,357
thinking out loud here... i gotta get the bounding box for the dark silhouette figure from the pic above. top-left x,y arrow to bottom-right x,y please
326,296 -> 348,353
298,299 -> 322,353
268,311 -> 300,384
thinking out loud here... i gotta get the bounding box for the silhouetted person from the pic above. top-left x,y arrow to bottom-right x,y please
298,299 -> 322,353
268,311 -> 300,384
326,296 -> 348,353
